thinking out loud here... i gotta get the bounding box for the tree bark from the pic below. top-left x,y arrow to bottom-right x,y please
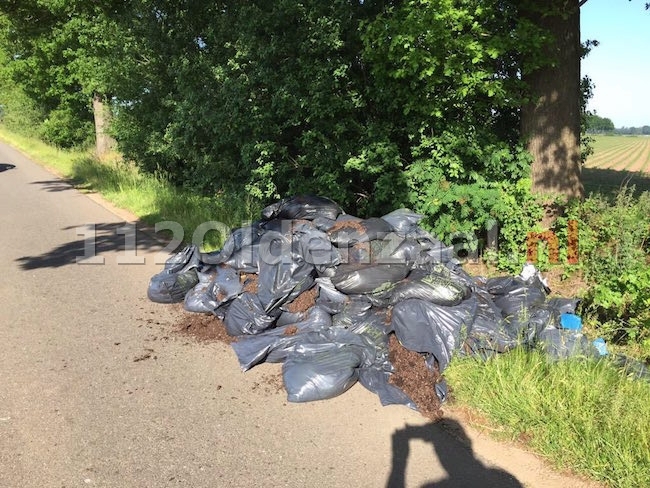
521,2 -> 584,201
92,94 -> 116,158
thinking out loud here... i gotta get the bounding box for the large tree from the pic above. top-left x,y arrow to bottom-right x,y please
521,0 -> 647,202
1,0 -> 130,152
520,0 -> 583,201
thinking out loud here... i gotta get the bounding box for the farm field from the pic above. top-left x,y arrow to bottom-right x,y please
583,135 -> 650,195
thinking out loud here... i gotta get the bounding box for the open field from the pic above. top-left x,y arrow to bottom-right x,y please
583,135 -> 650,195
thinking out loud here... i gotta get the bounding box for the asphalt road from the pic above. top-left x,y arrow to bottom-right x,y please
0,142 -> 600,488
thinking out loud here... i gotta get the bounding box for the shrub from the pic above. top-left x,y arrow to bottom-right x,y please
576,188 -> 650,354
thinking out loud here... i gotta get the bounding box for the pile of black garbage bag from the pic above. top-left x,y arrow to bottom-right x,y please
147,195 -> 604,410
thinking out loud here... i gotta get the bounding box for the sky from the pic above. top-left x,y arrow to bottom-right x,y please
581,0 -> 650,127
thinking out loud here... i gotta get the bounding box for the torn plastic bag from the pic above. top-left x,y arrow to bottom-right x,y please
223,292 -> 280,336
231,306 -> 333,371
536,328 -> 597,360
256,231 -> 316,313
331,262 -> 410,295
201,221 -> 265,264
261,195 -> 343,221
283,329 -> 369,402
389,269 -> 469,306
183,266 -> 242,314
381,208 -> 424,236
329,217 -> 394,247
147,245 -> 201,303
391,297 -> 476,372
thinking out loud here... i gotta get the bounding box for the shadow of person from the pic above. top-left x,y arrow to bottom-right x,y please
0,163 -> 16,172
386,419 -> 523,488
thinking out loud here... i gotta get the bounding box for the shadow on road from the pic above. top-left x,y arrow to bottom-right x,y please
0,163 -> 16,172
30,179 -> 74,192
16,222 -> 173,270
386,419 -> 523,488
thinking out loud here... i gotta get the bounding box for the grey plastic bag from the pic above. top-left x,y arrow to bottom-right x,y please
391,297 -> 476,372
261,195 -> 343,221
231,306 -> 333,371
147,244 -> 201,303
223,292 -> 280,336
331,263 -> 410,295
183,266 -> 243,313
283,343 -> 365,403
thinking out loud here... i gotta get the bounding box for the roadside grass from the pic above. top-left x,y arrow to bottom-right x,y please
446,349 -> 650,488
0,126 -> 258,250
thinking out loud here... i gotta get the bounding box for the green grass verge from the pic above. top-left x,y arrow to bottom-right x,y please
0,125 -> 259,250
446,349 -> 650,488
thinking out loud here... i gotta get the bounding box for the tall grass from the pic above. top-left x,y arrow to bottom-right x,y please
0,126 -> 259,249
446,349 -> 650,487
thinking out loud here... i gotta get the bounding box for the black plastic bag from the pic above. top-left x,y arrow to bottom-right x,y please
381,208 -> 424,236
261,195 -> 343,221
461,290 -> 521,357
358,367 -> 417,409
223,243 -> 261,273
183,266 -> 242,314
147,245 -> 201,303
282,329 -> 368,403
389,269 -> 469,306
231,306 -> 333,371
391,298 -> 476,372
536,328 -> 597,360
291,222 -> 341,275
256,231 -> 316,313
331,263 -> 410,295
223,292 -> 280,336
314,277 -> 353,315
329,217 -> 394,247
201,222 -> 265,265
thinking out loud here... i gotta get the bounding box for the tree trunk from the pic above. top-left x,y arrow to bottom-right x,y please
92,94 -> 116,158
521,2 -> 583,201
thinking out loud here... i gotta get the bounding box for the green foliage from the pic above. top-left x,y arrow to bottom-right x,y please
0,1 -> 555,266
39,104 -> 94,148
585,113 -> 615,133
1,1 -> 135,147
573,188 -> 650,352
108,1 -> 545,241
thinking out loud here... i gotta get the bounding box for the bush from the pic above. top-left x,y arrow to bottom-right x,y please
576,188 -> 650,354
39,105 -> 94,149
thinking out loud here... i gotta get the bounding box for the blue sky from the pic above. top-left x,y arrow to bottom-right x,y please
581,0 -> 650,127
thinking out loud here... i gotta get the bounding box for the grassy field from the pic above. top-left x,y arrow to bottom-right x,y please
583,135 -> 650,195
